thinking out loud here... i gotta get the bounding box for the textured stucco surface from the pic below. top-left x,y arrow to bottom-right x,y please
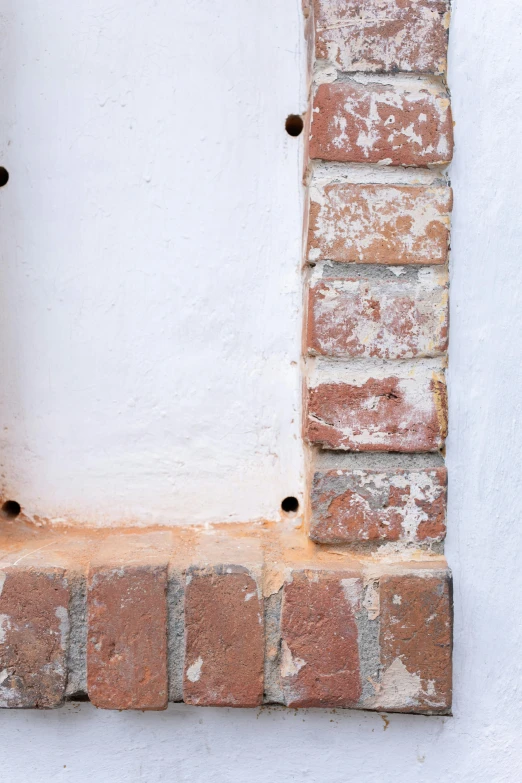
0,0 -> 521,779
0,0 -> 305,527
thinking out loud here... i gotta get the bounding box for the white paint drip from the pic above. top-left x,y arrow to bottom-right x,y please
186,658 -> 203,683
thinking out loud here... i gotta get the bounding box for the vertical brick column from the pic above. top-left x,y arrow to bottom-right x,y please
301,0 -> 454,709
303,0 -> 453,551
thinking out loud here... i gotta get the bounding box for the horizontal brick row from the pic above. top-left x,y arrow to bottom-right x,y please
281,569 -> 452,712
0,553 -> 452,714
311,0 -> 450,74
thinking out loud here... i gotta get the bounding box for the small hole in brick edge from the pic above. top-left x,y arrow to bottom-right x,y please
281,496 -> 299,515
1,500 -> 21,519
0,167 -> 9,187
285,114 -> 304,137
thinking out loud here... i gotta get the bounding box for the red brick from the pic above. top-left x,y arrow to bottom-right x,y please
309,81 -> 453,166
310,467 -> 447,543
183,566 -> 264,707
377,573 -> 452,713
307,271 -> 448,359
87,564 -> 168,710
280,571 -> 362,707
306,368 -> 447,451
313,0 -> 450,74
307,184 -> 452,265
0,568 -> 69,708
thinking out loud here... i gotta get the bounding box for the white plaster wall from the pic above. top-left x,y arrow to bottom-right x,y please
0,0 -> 306,526
1,0 -> 522,780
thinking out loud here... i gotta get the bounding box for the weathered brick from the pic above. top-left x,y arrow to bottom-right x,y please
306,365 -> 447,451
309,81 -> 453,166
310,467 -> 447,543
280,571 -> 362,707
87,564 -> 168,710
307,184 -> 452,265
376,572 -> 452,713
0,568 -> 70,708
183,566 -> 264,707
307,270 -> 448,359
313,0 -> 450,74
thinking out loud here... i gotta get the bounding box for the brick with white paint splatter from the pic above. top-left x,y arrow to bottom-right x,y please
0,568 -> 70,708
309,80 -> 453,166
312,0 -> 450,74
308,268 -> 448,359
307,184 -> 452,265
306,359 -> 448,451
310,466 -> 447,543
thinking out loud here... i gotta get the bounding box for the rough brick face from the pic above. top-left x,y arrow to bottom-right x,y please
307,184 -> 452,265
307,368 -> 447,451
87,564 -> 168,710
313,0 -> 450,74
0,568 -> 69,708
310,467 -> 447,543
183,567 -> 264,707
308,270 -> 448,359
309,81 -> 453,165
280,571 -> 362,707
377,573 -> 452,712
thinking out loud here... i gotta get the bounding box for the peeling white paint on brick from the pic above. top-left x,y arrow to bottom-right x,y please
280,641 -> 307,678
308,184 -> 451,265
314,0 -> 449,74
370,657 -> 422,709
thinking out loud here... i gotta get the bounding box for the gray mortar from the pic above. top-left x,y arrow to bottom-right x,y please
356,581 -> 381,704
314,450 -> 445,470
167,569 -> 185,702
263,589 -> 284,705
65,573 -> 87,698
314,261 -> 436,282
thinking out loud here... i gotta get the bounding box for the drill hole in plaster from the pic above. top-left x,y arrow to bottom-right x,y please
1,500 -> 21,519
281,496 -> 299,516
0,167 -> 9,187
285,114 -> 304,137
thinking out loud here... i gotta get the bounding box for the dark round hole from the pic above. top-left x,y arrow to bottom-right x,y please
285,114 -> 304,137
281,496 -> 299,514
1,500 -> 21,519
0,167 -> 9,187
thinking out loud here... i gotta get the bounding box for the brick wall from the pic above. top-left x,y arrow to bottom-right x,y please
302,0 -> 453,703
0,0 -> 453,715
